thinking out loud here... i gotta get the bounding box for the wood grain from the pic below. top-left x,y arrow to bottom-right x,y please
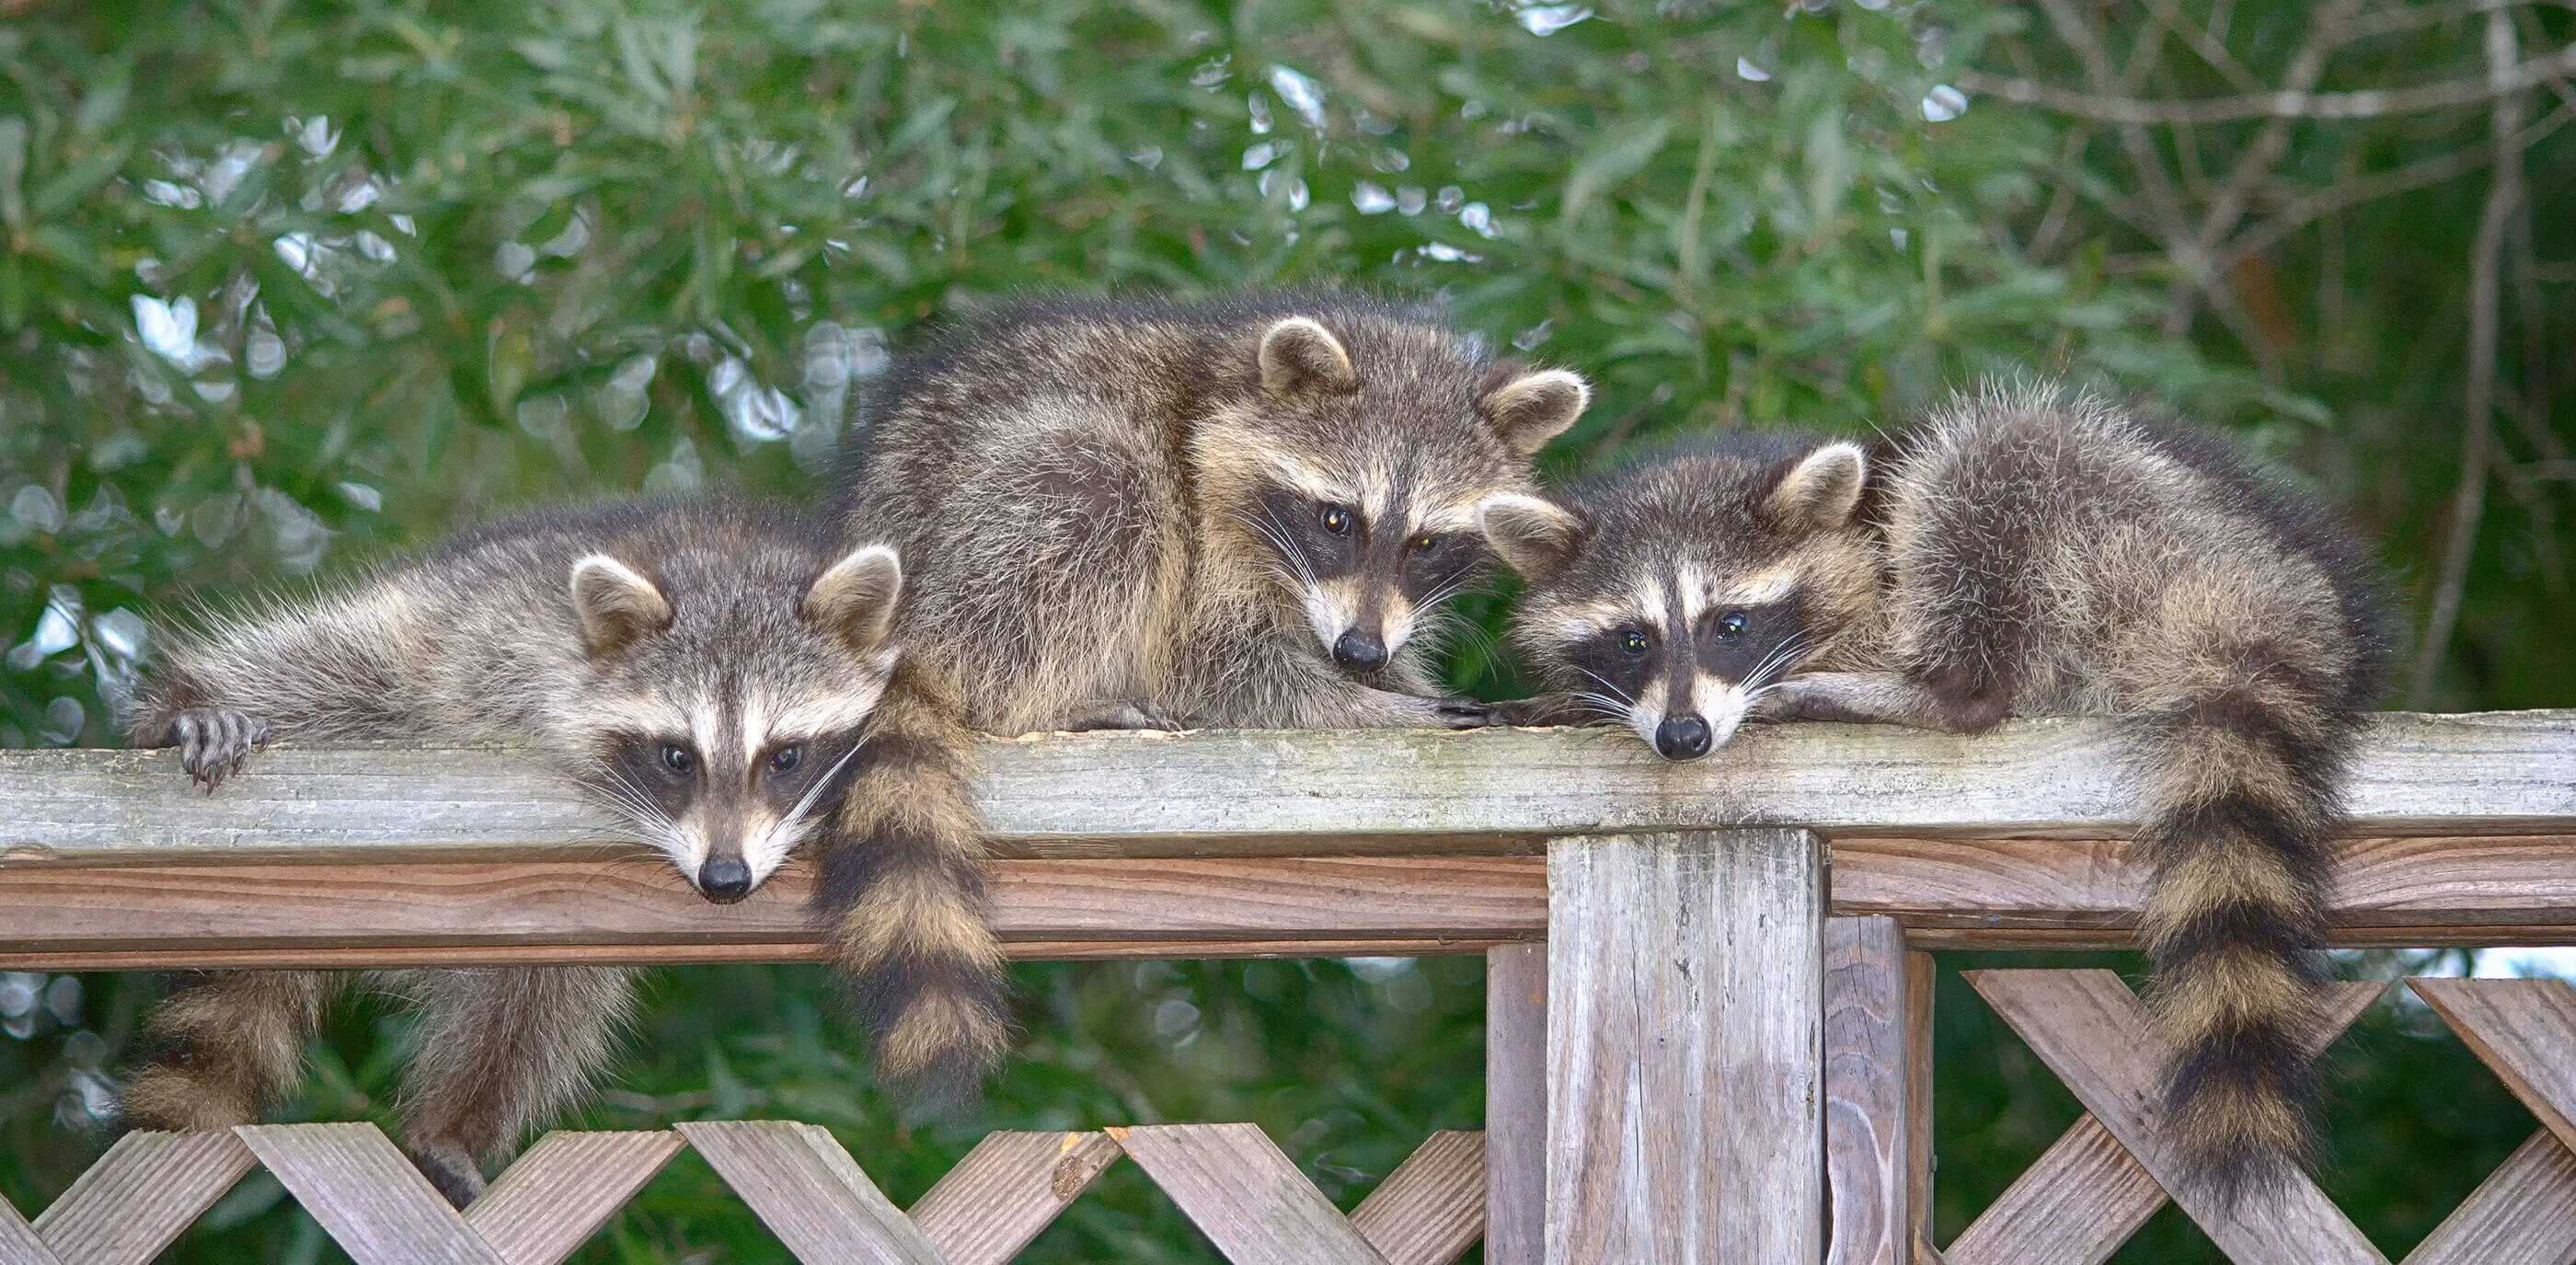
2401,1129 -> 2576,1265
1906,951 -> 1935,1263
905,1131 -> 1121,1265
1107,1122 -> 1391,1264
26,1130 -> 257,1265
1483,943 -> 1546,1265
1546,830 -> 1823,1265
1943,1118 -> 2166,1265
673,1121 -> 943,1265
1347,1131 -> 1484,1265
20,832 -> 2576,972
1827,917 -> 1911,1265
462,1131 -> 684,1265
0,1202 -> 64,1265
2409,976 -> 2576,1154
1964,972 -> 2386,1265
6,712 -> 2564,868
233,1123 -> 509,1265
1943,981 -> 2380,1265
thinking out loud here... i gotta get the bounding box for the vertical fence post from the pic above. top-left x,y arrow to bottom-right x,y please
1825,915 -> 1915,1265
1545,829 -> 1826,1264
1487,941 -> 1548,1265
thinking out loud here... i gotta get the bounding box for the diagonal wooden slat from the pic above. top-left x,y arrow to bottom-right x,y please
460,1131 -> 684,1265
22,1131 -> 254,1265
1944,982 -> 2380,1265
2400,1128 -> 2576,1265
1110,1123 -> 1391,1265
905,1131 -> 1121,1265
0,1200 -> 68,1265
1965,971 -> 2386,1265
1346,1130 -> 1484,1265
674,1121 -> 942,1265
2409,977 -> 2576,1152
234,1123 -> 508,1265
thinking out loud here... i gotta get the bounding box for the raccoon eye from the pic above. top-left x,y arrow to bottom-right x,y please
1715,611 -> 1750,642
1618,629 -> 1650,656
1410,534 -> 1438,553
766,745 -> 801,775
661,743 -> 696,776
1319,505 -> 1352,535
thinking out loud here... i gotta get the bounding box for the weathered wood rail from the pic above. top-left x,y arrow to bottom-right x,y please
2,710 -> 2572,1263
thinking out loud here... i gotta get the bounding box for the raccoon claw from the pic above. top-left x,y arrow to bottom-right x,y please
167,707 -> 272,791
1432,697 -> 1494,729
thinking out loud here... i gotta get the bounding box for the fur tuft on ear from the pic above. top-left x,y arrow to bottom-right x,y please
804,543 -> 903,654
1478,493 -> 1586,580
1765,442 -> 1869,531
1480,368 -> 1590,456
1257,316 -> 1359,397
569,555 -> 673,655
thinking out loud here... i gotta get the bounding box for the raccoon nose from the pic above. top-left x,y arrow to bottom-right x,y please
1332,629 -> 1388,672
1654,715 -> 1713,761
698,857 -> 753,903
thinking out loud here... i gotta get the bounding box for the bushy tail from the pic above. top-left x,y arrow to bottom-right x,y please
818,662 -> 1012,1108
118,970 -> 338,1132
2131,673 -> 2362,1203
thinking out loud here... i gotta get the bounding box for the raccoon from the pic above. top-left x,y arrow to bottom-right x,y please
823,291 -> 1590,1101
117,497 -> 903,1206
1479,382 -> 2388,1202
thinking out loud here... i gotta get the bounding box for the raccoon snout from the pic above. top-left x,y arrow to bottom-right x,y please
1332,628 -> 1388,672
697,856 -> 753,903
1653,714 -> 1714,761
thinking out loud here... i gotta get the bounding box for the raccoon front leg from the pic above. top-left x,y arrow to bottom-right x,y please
1485,692 -> 1600,728
117,970 -> 338,1131
1060,700 -> 1191,731
388,965 -> 637,1208
156,707 -> 274,790
1758,671 -> 2008,733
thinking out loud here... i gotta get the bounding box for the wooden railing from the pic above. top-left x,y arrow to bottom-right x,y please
2,711 -> 2572,1263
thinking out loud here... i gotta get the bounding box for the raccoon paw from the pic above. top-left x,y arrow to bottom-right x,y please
403,1143 -> 487,1210
1432,696 -> 1495,729
1062,701 -> 1190,732
1486,693 -> 1588,728
167,707 -> 272,791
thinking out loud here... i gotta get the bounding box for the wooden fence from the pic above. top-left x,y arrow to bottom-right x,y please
1,710 -> 2572,1263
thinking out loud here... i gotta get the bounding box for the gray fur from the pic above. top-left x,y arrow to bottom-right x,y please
1490,380 -> 2390,1202
118,497 -> 903,1205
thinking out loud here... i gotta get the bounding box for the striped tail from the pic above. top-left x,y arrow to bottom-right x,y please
818,661 -> 1012,1108
2130,675 -> 2362,1203
118,970 -> 337,1132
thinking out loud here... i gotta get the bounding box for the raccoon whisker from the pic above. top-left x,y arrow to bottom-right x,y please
778,737 -> 870,834
1568,690 -> 1633,721
1231,509 -> 1318,588
1742,629 -> 1817,693
1569,663 -> 1636,705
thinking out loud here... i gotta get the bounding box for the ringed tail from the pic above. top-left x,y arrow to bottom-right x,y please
818,661 -> 1012,1106
2130,667 -> 2361,1202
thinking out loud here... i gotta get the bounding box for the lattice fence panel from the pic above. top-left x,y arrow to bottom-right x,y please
0,1121 -> 1483,1265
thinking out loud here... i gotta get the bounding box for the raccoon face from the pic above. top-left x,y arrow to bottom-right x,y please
1221,316 -> 1590,673
567,543 -> 903,900
1481,442 -> 1874,760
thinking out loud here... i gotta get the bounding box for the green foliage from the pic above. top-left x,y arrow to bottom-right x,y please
0,0 -> 2567,1259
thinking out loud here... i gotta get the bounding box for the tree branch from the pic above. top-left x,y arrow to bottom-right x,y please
2409,10 -> 2530,707
1958,39 -> 2576,122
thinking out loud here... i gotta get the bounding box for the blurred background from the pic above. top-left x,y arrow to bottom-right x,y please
1,0 -> 2570,1259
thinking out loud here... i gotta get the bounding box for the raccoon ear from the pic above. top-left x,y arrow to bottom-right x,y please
569,555 -> 673,655
1766,442 -> 1869,531
1478,493 -> 1586,580
805,543 -> 903,654
1480,369 -> 1590,456
1257,316 -> 1359,397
